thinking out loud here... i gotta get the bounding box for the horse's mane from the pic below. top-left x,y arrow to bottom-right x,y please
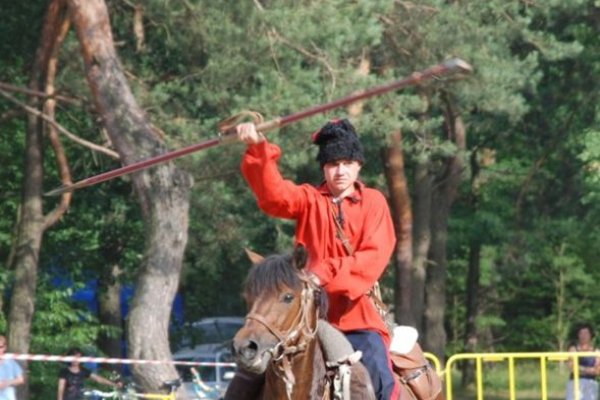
243,253 -> 328,319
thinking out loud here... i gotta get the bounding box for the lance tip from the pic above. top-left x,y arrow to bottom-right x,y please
445,58 -> 473,74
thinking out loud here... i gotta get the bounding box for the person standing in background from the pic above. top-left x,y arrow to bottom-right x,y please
57,347 -> 120,400
565,323 -> 600,400
0,335 -> 25,400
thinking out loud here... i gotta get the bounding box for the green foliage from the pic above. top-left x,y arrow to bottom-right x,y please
0,118 -> 24,270
0,1 -> 45,67
42,178 -> 144,283
579,128 -> 600,205
443,0 -> 600,354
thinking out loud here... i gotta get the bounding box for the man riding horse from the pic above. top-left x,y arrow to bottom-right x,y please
227,118 -> 398,399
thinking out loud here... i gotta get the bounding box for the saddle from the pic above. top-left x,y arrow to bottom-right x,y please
389,326 -> 443,400
317,320 -> 365,400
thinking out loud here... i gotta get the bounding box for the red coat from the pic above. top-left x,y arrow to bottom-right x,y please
241,141 -> 396,344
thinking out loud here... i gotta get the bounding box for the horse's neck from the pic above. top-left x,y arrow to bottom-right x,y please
265,335 -> 326,399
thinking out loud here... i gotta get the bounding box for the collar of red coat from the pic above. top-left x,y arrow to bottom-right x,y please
316,180 -> 364,203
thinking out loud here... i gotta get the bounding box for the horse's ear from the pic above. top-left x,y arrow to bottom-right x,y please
292,245 -> 308,270
245,248 -> 264,265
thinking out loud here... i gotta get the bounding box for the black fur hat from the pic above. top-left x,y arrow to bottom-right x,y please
312,118 -> 365,167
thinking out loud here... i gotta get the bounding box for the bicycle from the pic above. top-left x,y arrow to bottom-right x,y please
190,367 -> 220,399
82,373 -> 129,399
120,378 -> 182,400
83,388 -> 129,399
84,378 -> 181,400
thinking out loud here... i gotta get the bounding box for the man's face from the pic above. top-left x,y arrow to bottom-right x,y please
322,159 -> 362,197
0,338 -> 6,354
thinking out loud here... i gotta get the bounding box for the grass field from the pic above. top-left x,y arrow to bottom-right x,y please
446,360 -> 572,400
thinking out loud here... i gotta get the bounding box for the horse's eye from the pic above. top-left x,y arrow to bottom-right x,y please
283,293 -> 294,303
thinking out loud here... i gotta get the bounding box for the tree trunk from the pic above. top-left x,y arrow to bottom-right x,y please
424,193 -> 449,360
98,263 -> 123,373
461,150 -> 482,387
8,101 -> 45,400
423,94 -> 466,361
411,146 -> 432,333
461,241 -> 480,387
67,0 -> 192,390
382,130 -> 415,326
8,2 -> 71,398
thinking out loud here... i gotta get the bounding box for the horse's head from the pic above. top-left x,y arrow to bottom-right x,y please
232,246 -> 324,374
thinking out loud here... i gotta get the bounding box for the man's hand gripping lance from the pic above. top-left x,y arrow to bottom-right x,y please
45,58 -> 472,196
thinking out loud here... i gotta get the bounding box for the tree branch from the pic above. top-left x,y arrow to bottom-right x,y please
0,89 -> 120,159
43,15 -> 74,229
0,81 -> 82,106
268,28 -> 337,94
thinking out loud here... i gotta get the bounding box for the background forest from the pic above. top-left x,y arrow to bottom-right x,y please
1,0 -> 599,398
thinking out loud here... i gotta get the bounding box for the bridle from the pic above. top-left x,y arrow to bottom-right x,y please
245,270 -> 320,399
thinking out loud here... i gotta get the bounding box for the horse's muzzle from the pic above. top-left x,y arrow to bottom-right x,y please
232,334 -> 273,374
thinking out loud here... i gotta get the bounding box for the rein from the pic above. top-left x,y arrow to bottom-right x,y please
245,271 -> 320,399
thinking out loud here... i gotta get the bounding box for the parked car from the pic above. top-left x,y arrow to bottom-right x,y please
175,350 -> 236,400
174,316 -> 244,353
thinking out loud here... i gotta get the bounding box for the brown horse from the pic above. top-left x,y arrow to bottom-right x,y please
231,247 -> 375,400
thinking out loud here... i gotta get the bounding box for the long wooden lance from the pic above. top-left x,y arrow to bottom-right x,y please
45,58 -> 472,196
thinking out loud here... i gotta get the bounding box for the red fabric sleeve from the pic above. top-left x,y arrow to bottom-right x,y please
240,141 -> 309,219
